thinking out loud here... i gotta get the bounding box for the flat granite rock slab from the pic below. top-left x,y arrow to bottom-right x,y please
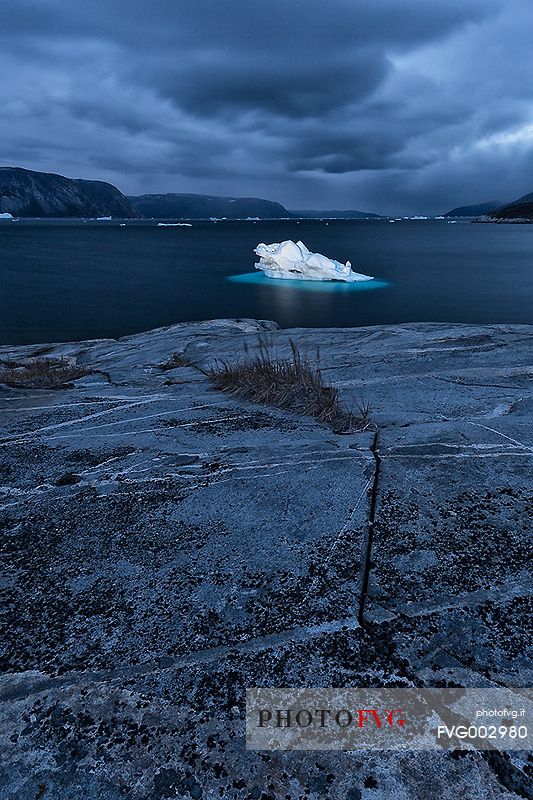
1,408 -> 374,679
355,326 -> 532,694
366,455 -> 531,681
1,320 -> 531,799
0,650 -> 522,800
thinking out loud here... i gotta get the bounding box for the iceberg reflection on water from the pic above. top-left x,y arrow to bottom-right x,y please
227,272 -> 391,292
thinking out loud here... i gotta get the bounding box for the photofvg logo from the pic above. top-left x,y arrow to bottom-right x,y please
246,688 -> 532,751
257,707 -> 405,730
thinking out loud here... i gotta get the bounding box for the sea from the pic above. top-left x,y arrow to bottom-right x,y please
1,218 -> 532,345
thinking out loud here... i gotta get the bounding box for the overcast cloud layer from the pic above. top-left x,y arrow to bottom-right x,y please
1,0 -> 533,214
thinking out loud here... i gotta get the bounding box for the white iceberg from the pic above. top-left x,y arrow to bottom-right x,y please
0,212 -> 14,220
254,240 -> 373,283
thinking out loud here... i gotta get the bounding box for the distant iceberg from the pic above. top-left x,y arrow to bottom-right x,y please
96,216 -> 112,221
157,222 -> 192,227
0,212 -> 14,220
254,240 -> 373,283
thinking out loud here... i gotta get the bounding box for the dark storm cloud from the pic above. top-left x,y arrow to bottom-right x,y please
1,0 -> 533,213
1,0 -> 489,49
153,51 -> 389,118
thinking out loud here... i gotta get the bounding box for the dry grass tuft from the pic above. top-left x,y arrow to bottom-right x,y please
207,336 -> 371,433
0,357 -> 92,389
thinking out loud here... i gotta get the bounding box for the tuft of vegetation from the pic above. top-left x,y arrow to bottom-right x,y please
0,357 -> 92,389
206,336 -> 371,433
157,351 -> 193,370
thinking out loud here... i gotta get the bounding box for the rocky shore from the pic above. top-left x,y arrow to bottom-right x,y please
1,319 -> 531,799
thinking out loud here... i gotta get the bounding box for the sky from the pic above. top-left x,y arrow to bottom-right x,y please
1,0 -> 533,215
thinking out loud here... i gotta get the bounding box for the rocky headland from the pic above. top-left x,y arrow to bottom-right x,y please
128,194 -> 292,220
490,193 -> 533,222
0,168 -> 136,219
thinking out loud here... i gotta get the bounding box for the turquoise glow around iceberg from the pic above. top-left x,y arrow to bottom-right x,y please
227,272 -> 391,292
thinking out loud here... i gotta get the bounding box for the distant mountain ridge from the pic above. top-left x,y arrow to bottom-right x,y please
128,193 -> 292,219
0,167 -> 136,218
12,165 -> 533,222
444,201 -> 503,217
290,208 -> 381,219
445,191 -> 533,221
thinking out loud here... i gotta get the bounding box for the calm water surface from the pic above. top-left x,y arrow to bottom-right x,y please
1,219 -> 532,344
